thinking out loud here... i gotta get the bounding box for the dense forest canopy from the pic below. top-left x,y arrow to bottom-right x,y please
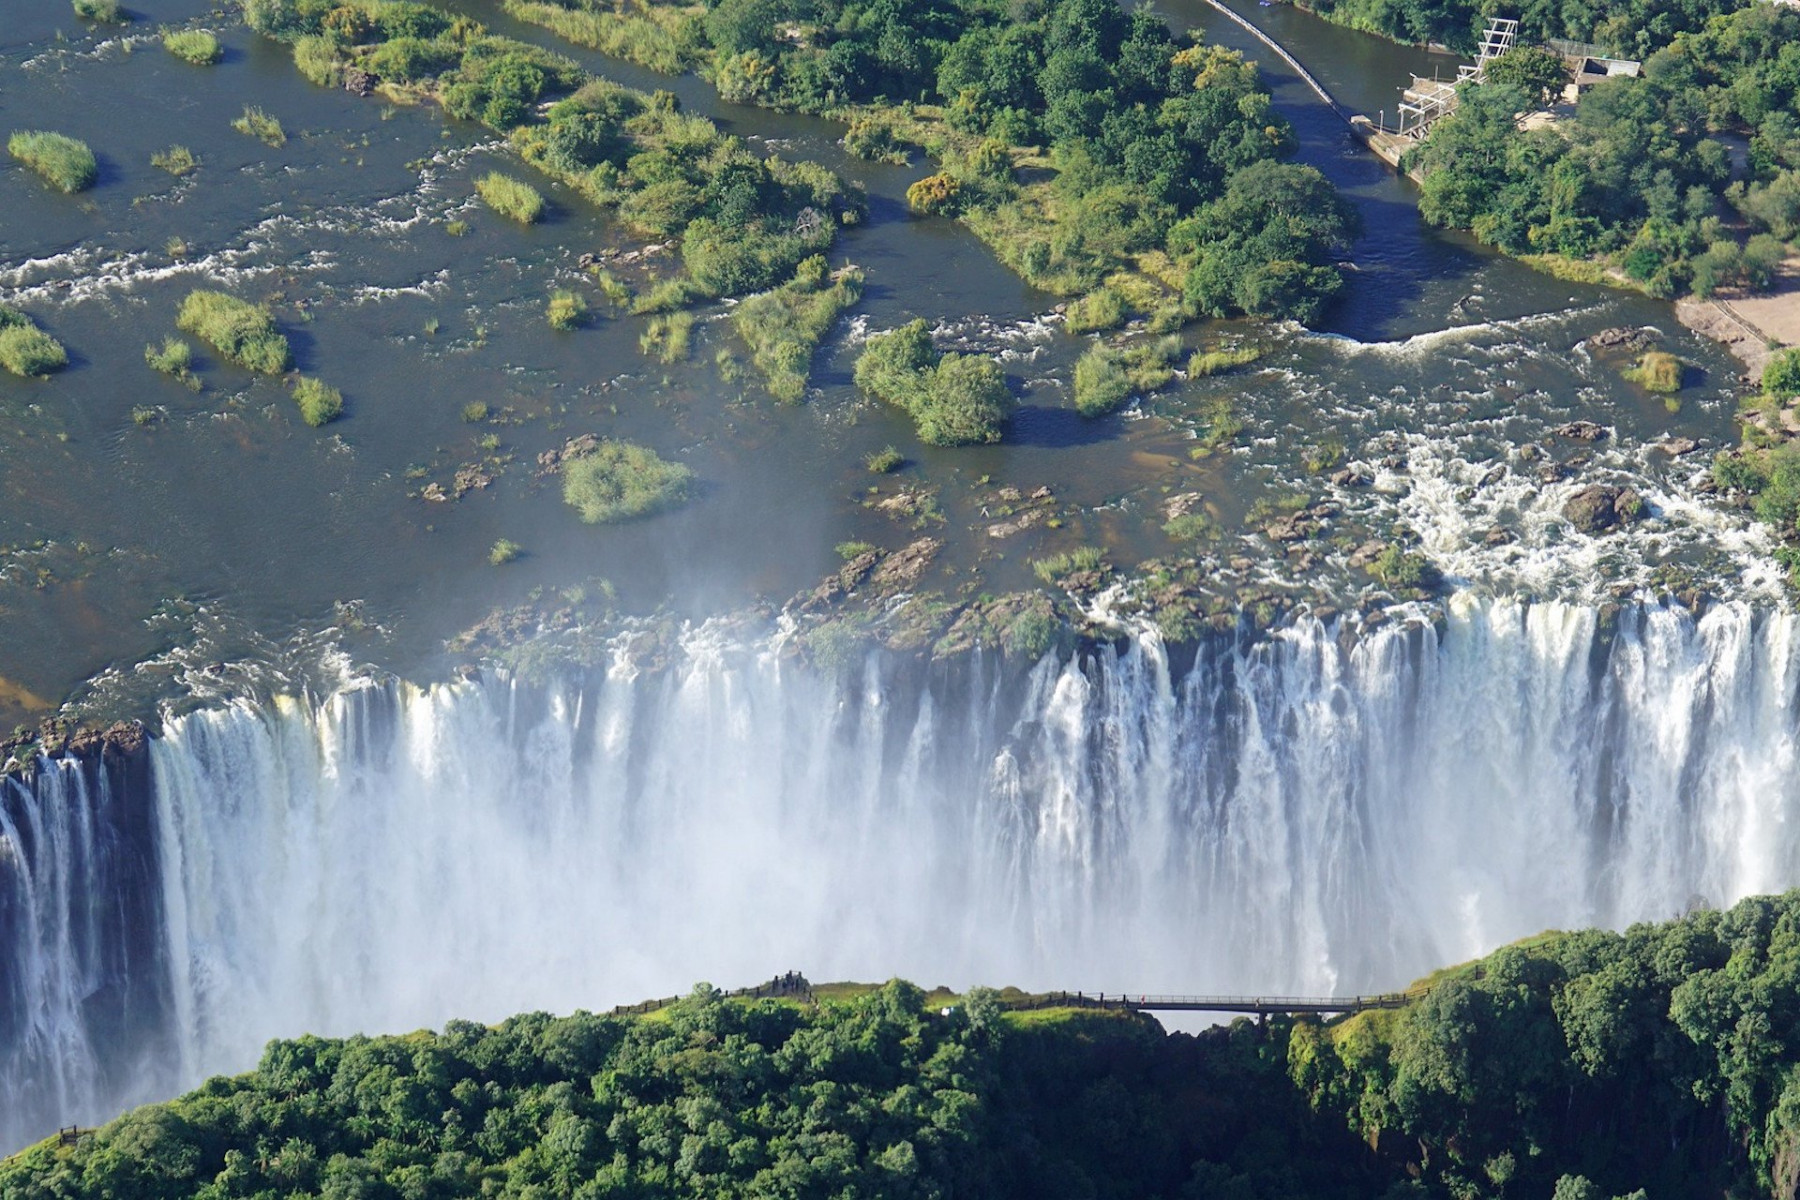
1404,2 -> 1799,299
12,891 -> 1800,1199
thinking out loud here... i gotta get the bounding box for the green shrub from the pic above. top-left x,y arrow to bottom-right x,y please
489,539 -> 523,565
476,171 -> 544,223
176,290 -> 291,374
0,321 -> 68,377
8,131 -> 98,193
150,145 -> 199,176
1163,512 -> 1216,540
1764,348 -> 1800,401
865,445 -> 903,473
854,319 -> 1011,445
1371,544 -> 1437,589
547,289 -> 588,330
72,0 -> 127,22
291,376 -> 343,426
164,29 -> 222,64
562,440 -> 693,523
731,258 -> 864,402
835,540 -> 876,560
231,106 -> 286,147
462,401 -> 490,422
1073,345 -> 1133,417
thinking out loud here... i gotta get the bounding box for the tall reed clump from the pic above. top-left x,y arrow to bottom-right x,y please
547,289 -> 587,330
144,336 -> 201,390
8,131 -> 98,193
231,106 -> 286,147
562,440 -> 692,523
476,172 -> 544,224
176,290 -> 291,374
164,29 -> 223,65
0,307 -> 68,378
150,145 -> 199,176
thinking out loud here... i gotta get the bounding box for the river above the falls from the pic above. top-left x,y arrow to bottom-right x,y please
0,0 -> 1763,729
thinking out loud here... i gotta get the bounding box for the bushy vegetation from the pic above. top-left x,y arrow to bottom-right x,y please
144,336 -> 201,390
0,308 -> 68,378
865,444 -> 903,473
855,319 -> 1011,445
291,376 -> 344,426
1303,0 -> 1742,57
1404,4 -> 1800,299
163,29 -> 223,64
546,288 -> 587,330
1072,337 -> 1183,417
176,290 -> 291,375
18,893 -> 1800,1198
8,130 -> 97,194
247,0 -> 861,304
489,538 -> 523,565
730,256 -> 863,402
150,144 -> 199,176
477,171 -> 544,223
231,106 -> 286,147
562,439 -> 692,522
71,0 -> 126,22
504,0 -> 1353,323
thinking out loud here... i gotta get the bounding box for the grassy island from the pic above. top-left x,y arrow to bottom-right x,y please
163,29 -> 223,64
0,308 -> 69,378
8,131 -> 97,194
11,891 -> 1800,1198
562,439 -> 692,523
176,290 -> 291,375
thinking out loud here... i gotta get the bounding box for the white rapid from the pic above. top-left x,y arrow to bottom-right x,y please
5,594 -> 1800,1150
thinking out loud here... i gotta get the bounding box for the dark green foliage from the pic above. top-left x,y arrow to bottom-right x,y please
505,0 -> 1340,320
1405,4 -> 1800,298
1482,45 -> 1567,107
1766,348 -> 1800,401
855,319 -> 1012,444
17,896 -> 1800,1198
1170,161 -> 1359,323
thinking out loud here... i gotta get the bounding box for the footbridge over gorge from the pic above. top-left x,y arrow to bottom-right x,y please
611,977 -> 1422,1019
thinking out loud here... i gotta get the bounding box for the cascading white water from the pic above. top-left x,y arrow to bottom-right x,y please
5,593 -> 1800,1151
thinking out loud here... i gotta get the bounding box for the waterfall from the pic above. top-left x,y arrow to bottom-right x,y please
4,594 -> 1800,1150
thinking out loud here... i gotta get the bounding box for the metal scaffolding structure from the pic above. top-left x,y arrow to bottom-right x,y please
1390,16 -> 1518,139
